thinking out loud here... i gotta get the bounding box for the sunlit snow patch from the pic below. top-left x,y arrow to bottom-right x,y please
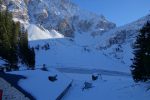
27,24 -> 64,41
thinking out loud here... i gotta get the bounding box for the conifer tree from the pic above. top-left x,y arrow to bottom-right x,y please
0,0 -> 2,4
131,22 -> 150,82
19,31 -> 35,69
0,10 -> 35,70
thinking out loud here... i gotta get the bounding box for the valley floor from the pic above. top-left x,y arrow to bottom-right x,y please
63,73 -> 150,100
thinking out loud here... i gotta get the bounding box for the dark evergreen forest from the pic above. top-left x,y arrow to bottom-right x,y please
0,10 -> 35,70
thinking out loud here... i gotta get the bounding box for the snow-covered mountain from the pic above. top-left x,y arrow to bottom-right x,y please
2,0 -> 116,37
1,0 -> 150,72
94,15 -> 150,66
1,1 -> 150,100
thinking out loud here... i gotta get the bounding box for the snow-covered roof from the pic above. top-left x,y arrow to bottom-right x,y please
7,68 -> 72,100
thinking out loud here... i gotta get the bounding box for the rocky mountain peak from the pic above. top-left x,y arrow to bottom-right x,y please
2,0 -> 116,37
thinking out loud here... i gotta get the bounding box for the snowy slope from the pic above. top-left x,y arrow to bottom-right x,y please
28,26 -> 129,72
95,14 -> 150,65
27,24 -> 64,41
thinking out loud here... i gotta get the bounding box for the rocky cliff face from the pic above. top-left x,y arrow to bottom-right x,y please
28,0 -> 116,37
1,0 -> 29,23
2,0 -> 116,37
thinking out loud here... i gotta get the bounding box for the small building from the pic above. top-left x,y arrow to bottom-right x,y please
0,71 -> 35,100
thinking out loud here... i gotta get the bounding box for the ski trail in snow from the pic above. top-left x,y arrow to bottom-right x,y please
56,67 -> 131,77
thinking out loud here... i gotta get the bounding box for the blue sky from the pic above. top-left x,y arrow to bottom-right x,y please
72,0 -> 150,26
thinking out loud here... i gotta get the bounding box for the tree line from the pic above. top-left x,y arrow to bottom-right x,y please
0,10 -> 35,70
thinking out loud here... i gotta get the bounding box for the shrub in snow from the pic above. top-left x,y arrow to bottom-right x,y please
2,64 -> 16,72
48,75 -> 57,82
35,45 -> 40,51
83,46 -> 90,52
5,67 -> 11,72
92,74 -> 98,81
82,82 -> 93,91
41,43 -> 50,50
41,64 -> 48,71
92,73 -> 102,81
0,68 -> 4,72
